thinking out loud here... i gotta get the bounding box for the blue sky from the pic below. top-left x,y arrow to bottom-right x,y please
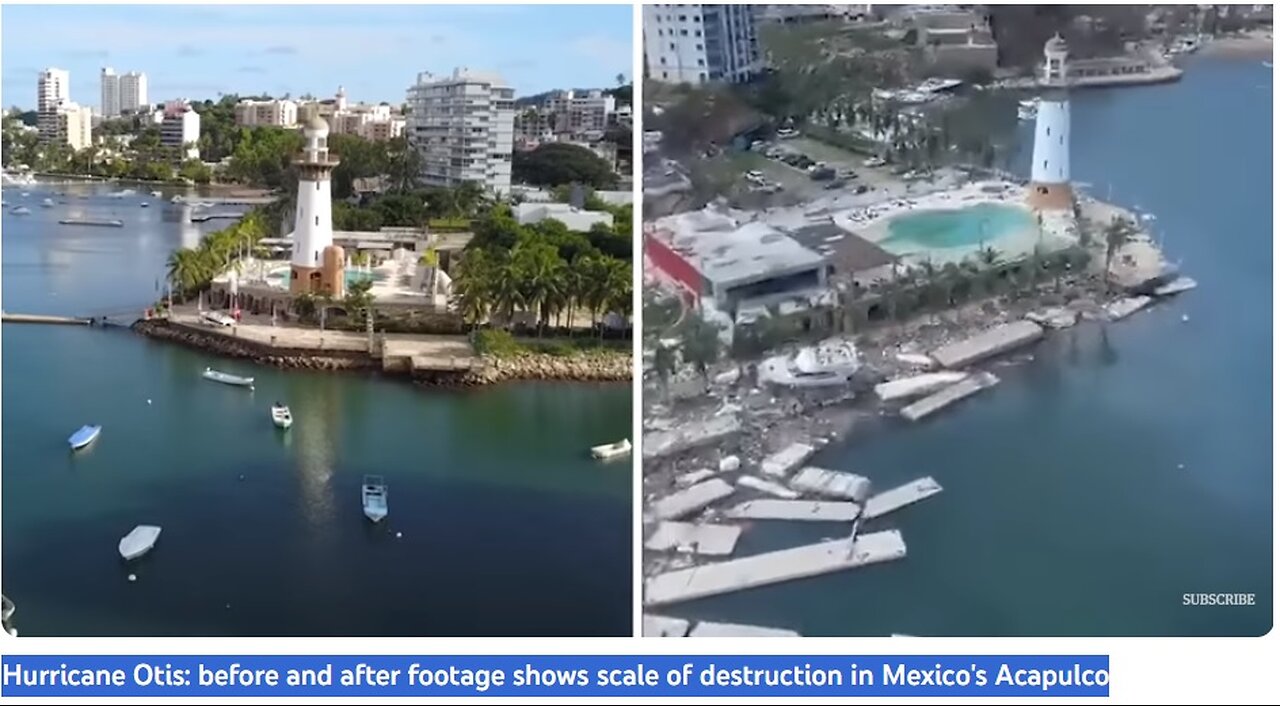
1,4 -> 632,110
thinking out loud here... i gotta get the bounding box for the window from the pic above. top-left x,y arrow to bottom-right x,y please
315,182 -> 320,191
1046,127 -> 1051,136
660,57 -> 666,65
679,14 -> 686,21
699,72 -> 707,82
662,71 -> 669,79
1043,160 -> 1048,170
315,216 -> 320,226
695,30 -> 701,36
696,43 -> 702,50
681,29 -> 688,36
670,42 -> 675,50
697,59 -> 704,66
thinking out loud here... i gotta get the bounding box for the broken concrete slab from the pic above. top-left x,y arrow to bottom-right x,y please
718,455 -> 741,472
863,477 -> 943,519
930,321 -> 1044,369
900,372 -> 999,422
1105,295 -> 1152,321
652,479 -> 736,520
642,414 -> 743,461
676,469 -> 717,486
725,499 -> 861,522
736,475 -> 801,499
1154,276 -> 1197,296
642,614 -> 691,637
790,466 -> 873,502
688,621 -> 800,637
760,443 -> 815,477
1025,307 -> 1080,329
645,521 -> 742,556
874,371 -> 969,402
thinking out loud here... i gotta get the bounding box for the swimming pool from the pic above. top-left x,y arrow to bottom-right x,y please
879,203 -> 1036,256
262,268 -> 379,289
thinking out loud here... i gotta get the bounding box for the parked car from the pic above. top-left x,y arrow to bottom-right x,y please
746,169 -> 765,180
810,167 -> 837,181
855,184 -> 870,194
777,127 -> 799,139
824,178 -> 848,190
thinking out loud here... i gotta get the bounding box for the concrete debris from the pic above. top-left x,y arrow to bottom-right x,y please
895,353 -> 936,369
652,479 -> 736,520
1025,307 -> 1080,329
642,614 -> 691,637
900,372 -> 999,422
1154,276 -> 1197,297
874,371 -> 969,402
790,466 -> 873,502
645,521 -> 742,556
643,414 -> 742,460
863,477 -> 943,519
718,455 -> 741,472
930,321 -> 1045,369
760,442 -> 815,477
736,475 -> 801,499
676,469 -> 717,486
1105,296 -> 1152,321
725,499 -> 861,522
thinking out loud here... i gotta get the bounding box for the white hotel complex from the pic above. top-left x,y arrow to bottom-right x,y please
101,67 -> 149,117
36,67 -> 91,151
643,4 -> 763,85
406,68 -> 516,194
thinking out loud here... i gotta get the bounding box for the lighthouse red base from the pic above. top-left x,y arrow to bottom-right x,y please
1026,182 -> 1073,211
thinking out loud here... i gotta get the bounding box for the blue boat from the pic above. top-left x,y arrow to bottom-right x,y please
68,424 -> 101,451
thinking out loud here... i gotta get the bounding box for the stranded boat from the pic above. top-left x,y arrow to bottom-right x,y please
591,438 -> 632,461
118,525 -> 161,560
1017,99 -> 1038,121
759,340 -> 861,388
68,424 -> 102,451
362,475 -> 388,523
202,367 -> 254,388
270,402 -> 293,429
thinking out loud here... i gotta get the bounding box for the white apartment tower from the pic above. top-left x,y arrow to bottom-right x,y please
644,4 -> 763,85
119,72 -> 149,114
234,99 -> 299,127
37,67 -> 72,144
160,102 -> 201,160
406,68 -> 515,195
101,67 -> 120,117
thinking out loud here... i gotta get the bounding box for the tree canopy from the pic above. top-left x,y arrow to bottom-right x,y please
512,142 -> 619,189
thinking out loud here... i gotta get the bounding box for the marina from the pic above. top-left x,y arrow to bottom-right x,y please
643,531 -> 907,607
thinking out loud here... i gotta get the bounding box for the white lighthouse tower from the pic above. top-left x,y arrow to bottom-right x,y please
290,115 -> 345,297
1027,35 -> 1072,211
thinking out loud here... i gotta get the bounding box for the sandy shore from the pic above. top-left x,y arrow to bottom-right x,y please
1202,30 -> 1274,58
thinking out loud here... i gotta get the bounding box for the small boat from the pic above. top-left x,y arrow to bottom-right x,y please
40,198 -> 54,208
140,202 -> 149,208
202,367 -> 254,388
270,402 -> 292,429
58,218 -> 123,227
170,195 -> 184,204
10,206 -> 31,215
362,475 -> 388,523
591,438 -> 632,460
118,525 -> 161,560
149,190 -> 162,197
68,424 -> 102,450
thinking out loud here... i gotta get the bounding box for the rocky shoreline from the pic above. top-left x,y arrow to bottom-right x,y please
132,319 -> 631,385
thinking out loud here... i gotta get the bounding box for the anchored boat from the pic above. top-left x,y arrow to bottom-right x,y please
118,525 -> 161,560
591,438 -> 632,460
68,424 -> 102,451
270,402 -> 293,429
362,475 -> 388,523
202,367 -> 254,388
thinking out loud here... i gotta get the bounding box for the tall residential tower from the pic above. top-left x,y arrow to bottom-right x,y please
643,4 -> 763,85
406,68 -> 515,194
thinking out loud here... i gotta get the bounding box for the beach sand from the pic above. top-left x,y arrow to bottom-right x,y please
1201,30 -> 1274,58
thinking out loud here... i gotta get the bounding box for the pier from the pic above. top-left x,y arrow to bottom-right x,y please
189,213 -> 245,223
725,499 -> 861,522
2,312 -> 92,325
645,522 -> 742,556
643,415 -> 742,461
862,477 -> 943,520
643,531 -> 907,607
900,372 -> 999,422
930,321 -> 1044,369
651,478 -> 736,520
1105,296 -> 1152,321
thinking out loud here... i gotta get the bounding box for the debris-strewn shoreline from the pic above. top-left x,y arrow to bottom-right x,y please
132,319 -> 631,386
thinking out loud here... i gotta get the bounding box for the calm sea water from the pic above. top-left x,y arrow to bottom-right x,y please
1,185 -> 632,636
668,56 -> 1273,636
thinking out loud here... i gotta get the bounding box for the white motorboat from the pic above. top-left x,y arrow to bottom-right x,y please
759,339 -> 861,388
10,206 -> 31,215
118,525 -> 161,560
68,424 -> 102,451
140,202 -> 149,208
362,475 -> 388,523
202,367 -> 254,388
170,195 -> 184,203
591,438 -> 631,460
149,190 -> 162,197
270,403 -> 293,429
40,198 -> 54,208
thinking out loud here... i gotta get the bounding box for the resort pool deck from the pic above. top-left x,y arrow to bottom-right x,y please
844,185 -> 1077,266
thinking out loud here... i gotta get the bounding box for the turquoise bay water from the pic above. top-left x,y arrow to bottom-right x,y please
666,57 -> 1272,636
881,202 -> 1035,254
1,185 -> 631,636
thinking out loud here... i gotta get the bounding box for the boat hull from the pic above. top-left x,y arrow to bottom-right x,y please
118,525 -> 161,561
68,425 -> 102,450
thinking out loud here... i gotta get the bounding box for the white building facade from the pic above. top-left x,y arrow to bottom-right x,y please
644,4 -> 763,85
406,68 -> 515,194
119,72 -> 148,114
100,67 -> 120,118
160,102 -> 201,160
234,99 -> 299,127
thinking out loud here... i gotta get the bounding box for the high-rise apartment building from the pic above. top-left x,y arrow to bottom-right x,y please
643,4 -> 763,85
406,68 -> 515,194
37,67 -> 72,144
234,99 -> 299,127
119,72 -> 149,114
100,67 -> 120,117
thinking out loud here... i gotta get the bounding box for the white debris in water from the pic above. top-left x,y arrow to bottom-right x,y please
128,574 -> 137,582
1182,314 -> 1190,322
396,532 -> 403,538
719,455 -> 741,472
146,399 -> 152,405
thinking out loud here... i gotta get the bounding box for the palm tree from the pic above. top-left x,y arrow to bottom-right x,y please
1103,216 -> 1138,292
488,254 -> 526,328
603,259 -> 632,335
514,242 -> 565,336
651,344 -> 677,404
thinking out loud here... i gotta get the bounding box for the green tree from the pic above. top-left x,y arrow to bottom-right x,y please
512,142 -> 618,189
1103,216 -> 1138,291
